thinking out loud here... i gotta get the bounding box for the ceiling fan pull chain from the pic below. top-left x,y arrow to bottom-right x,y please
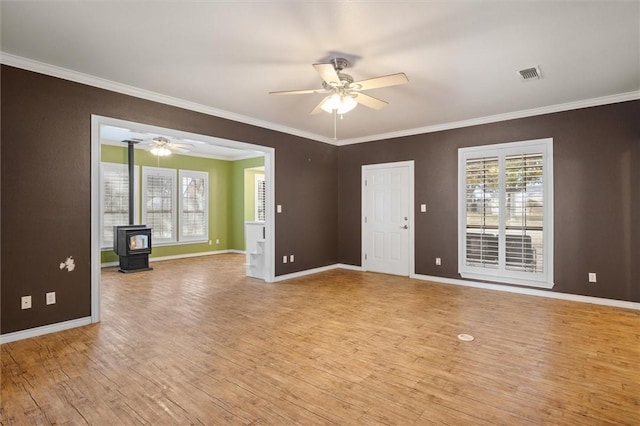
334,109 -> 338,140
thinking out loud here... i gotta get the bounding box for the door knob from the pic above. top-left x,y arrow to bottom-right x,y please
401,225 -> 408,229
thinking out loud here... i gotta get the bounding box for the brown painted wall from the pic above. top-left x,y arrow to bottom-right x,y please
1,65 -> 339,334
338,100 -> 640,302
631,124 -> 640,303
2,64 -> 637,337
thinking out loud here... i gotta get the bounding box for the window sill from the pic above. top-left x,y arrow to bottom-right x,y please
460,271 -> 554,289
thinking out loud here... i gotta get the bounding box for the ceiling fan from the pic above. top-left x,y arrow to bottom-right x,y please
270,58 -> 409,115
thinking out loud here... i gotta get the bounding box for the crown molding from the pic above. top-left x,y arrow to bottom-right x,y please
2,52 -> 637,147
338,91 -> 640,145
0,52 -> 338,145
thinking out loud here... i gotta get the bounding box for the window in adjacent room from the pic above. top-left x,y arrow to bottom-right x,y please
255,173 -> 266,222
458,138 -> 553,288
142,167 -> 177,243
100,162 -> 139,249
179,170 -> 209,242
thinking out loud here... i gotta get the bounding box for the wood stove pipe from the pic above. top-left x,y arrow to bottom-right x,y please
122,139 -> 139,225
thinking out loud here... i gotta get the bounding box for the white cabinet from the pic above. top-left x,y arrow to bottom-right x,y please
245,221 -> 266,280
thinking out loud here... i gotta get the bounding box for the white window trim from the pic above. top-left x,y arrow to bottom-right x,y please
142,166 -> 177,244
458,138 -> 554,289
178,169 -> 209,243
99,162 -> 139,250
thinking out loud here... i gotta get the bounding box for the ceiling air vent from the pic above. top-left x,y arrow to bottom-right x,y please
518,66 -> 542,81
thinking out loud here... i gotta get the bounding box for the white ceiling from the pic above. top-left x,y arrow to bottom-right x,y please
1,1 -> 638,145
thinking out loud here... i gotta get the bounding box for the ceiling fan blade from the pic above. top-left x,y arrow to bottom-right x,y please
182,138 -> 207,145
172,147 -> 191,154
144,143 -> 190,154
310,96 -> 331,115
313,63 -> 341,87
354,93 -> 388,110
170,142 -> 195,149
351,73 -> 409,91
269,88 -> 325,95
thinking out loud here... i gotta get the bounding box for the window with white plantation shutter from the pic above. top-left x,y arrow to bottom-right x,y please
505,153 -> 544,273
100,163 -> 139,248
458,138 -> 554,288
179,170 -> 208,242
142,167 -> 177,243
255,173 -> 266,222
465,156 -> 500,269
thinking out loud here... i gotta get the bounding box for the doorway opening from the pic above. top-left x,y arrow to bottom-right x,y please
90,115 -> 275,323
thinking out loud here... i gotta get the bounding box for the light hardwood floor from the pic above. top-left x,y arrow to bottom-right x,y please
2,254 -> 639,425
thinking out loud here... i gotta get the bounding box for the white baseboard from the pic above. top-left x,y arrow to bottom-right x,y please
411,273 -> 640,311
283,264 -> 638,310
0,317 -> 92,345
274,264 -> 639,310
148,250 -> 233,262
101,249 -> 243,268
336,263 -> 364,272
273,264 -> 348,282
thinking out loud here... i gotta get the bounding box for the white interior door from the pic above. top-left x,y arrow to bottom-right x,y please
362,162 -> 413,276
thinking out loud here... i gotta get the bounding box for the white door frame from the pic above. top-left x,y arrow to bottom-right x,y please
90,115 -> 276,323
361,160 -> 415,276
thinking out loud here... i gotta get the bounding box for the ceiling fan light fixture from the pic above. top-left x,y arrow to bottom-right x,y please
150,146 -> 172,156
320,93 -> 357,114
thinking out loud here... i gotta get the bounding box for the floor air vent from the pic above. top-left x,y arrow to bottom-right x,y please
518,66 -> 542,81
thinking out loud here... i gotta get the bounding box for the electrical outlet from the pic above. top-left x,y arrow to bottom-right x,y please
21,295 -> 32,309
208,240 -> 212,245
290,254 -> 294,263
277,205 -> 282,213
588,272 -> 597,283
283,255 -> 287,264
46,292 -> 56,305
421,204 -> 427,212
435,257 -> 441,266
216,239 -> 220,245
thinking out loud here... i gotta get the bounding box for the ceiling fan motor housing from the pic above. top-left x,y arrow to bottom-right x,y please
323,72 -> 354,90
331,58 -> 350,72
